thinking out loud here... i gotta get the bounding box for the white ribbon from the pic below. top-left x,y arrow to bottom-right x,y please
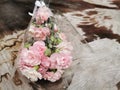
35,0 -> 45,7
28,0 -> 46,16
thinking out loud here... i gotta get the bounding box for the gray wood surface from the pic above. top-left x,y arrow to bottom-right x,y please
0,0 -> 120,90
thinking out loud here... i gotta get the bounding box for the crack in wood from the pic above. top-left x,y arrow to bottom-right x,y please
0,42 -> 20,66
12,70 -> 22,86
116,81 -> 120,90
0,31 -> 24,42
0,40 -> 22,51
0,60 -> 14,66
0,73 -> 11,83
5,32 -> 24,42
0,31 -> 23,51
11,51 -> 18,66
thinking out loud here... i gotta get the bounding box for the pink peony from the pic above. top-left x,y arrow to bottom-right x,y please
19,41 -> 46,67
40,55 -> 50,68
35,6 -> 53,24
50,53 -> 72,69
30,41 -> 46,56
56,41 -> 73,55
59,54 -> 72,69
38,55 -> 50,75
38,65 -> 48,75
19,48 -> 41,66
43,69 -> 63,82
33,27 -> 50,40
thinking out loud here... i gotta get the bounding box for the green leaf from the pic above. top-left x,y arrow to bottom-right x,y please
24,43 -> 31,48
34,65 -> 39,71
50,36 -> 55,42
45,48 -> 51,56
49,43 -> 52,48
55,48 -> 60,53
47,69 -> 57,73
57,38 -> 62,44
52,69 -> 57,73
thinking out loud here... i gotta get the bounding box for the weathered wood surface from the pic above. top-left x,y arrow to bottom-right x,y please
0,0 -> 120,90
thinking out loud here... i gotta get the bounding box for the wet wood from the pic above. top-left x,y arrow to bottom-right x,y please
0,0 -> 120,90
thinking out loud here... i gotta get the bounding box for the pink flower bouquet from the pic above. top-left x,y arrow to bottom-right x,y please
17,0 -> 73,82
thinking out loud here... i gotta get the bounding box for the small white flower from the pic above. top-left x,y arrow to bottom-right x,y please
56,41 -> 73,55
21,67 -> 42,81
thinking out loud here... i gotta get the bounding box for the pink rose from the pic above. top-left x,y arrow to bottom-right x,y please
43,69 -> 63,82
34,27 -> 50,40
50,53 -> 72,69
35,6 -> 53,24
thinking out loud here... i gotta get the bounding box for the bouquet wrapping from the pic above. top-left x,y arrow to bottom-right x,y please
17,0 -> 73,82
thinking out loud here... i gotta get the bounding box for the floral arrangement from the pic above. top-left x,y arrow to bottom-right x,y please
18,0 -> 73,82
